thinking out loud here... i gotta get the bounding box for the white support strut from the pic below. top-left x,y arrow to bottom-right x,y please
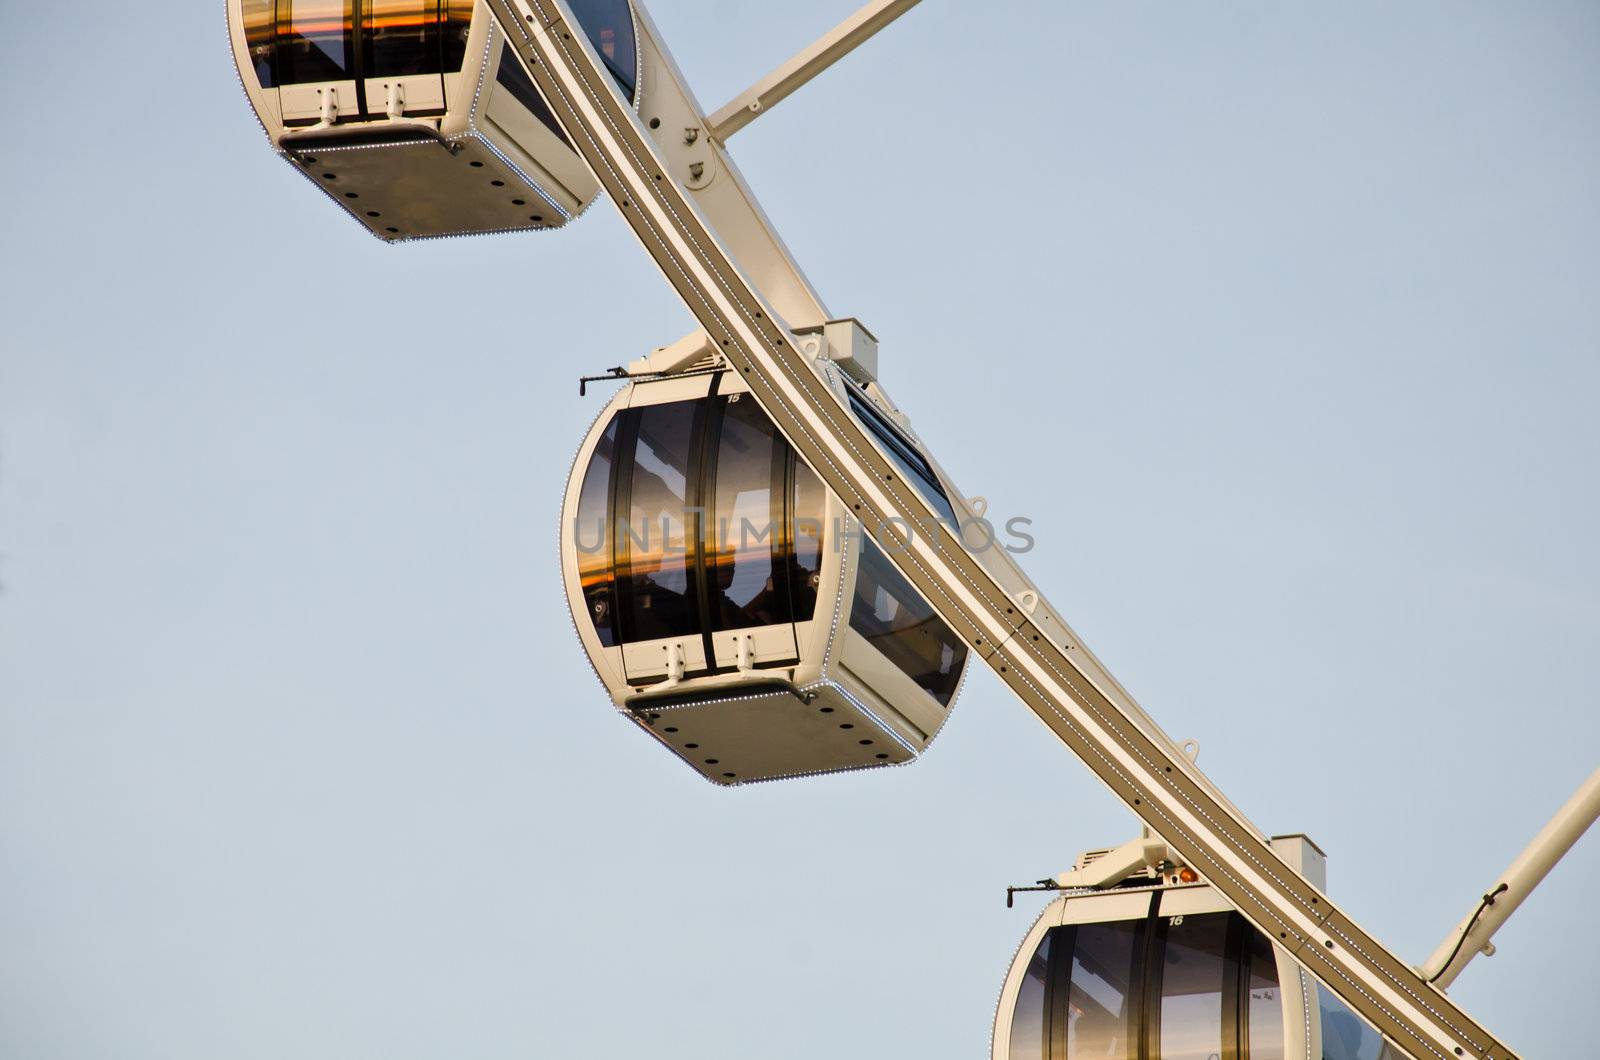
706,0 -> 925,141
485,3 -> 1523,1057
1420,767 -> 1600,989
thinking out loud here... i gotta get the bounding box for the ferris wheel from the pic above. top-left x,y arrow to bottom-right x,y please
225,4 -> 1595,1058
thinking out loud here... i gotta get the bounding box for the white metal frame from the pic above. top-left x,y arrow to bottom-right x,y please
1420,767 -> 1600,989
706,0 -> 925,141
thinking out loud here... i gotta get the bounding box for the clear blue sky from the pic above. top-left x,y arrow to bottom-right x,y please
2,2 -> 1597,1057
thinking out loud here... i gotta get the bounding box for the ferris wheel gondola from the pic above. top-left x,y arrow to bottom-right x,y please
993,836 -> 1407,1060
226,0 -> 639,239
561,342 -> 972,785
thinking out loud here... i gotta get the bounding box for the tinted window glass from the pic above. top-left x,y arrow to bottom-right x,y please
1157,912 -> 1230,1060
442,0 -> 474,72
789,460 -> 825,620
1064,920 -> 1141,1058
619,401 -> 701,643
1009,931 -> 1051,1060
845,388 -> 957,528
568,0 -> 637,100
243,0 -> 277,87
708,396 -> 785,630
276,0 -> 355,85
1246,931 -> 1284,1060
496,43 -> 570,144
365,0 -> 440,79
850,535 -> 967,706
1316,985 -> 1405,1060
575,417 -> 618,647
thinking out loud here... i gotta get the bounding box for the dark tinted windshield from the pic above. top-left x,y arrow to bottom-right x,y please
248,1 -> 636,102
1008,931 -> 1050,1060
365,0 -> 443,78
618,400 -> 702,644
575,418 -> 619,647
1317,985 -> 1409,1060
1157,913 -> 1231,1060
849,535 -> 967,706
274,0 -> 355,86
574,394 -> 824,651
568,0 -> 637,99
845,387 -> 956,528
1007,907 -> 1292,1060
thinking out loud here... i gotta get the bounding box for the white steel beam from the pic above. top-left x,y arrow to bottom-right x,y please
706,0 -> 924,141
486,3 -> 1522,1057
1421,767 -> 1600,989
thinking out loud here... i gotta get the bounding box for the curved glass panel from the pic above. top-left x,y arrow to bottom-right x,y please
258,1 -> 632,108
276,0 -> 355,86
1001,903 -> 1301,1060
708,396 -> 785,630
849,535 -> 967,706
496,42 -> 570,144
243,0 -> 277,88
790,460 -> 825,620
1316,985 -> 1407,1060
1157,912 -> 1229,1060
1245,931 -> 1284,1060
581,390 -> 830,653
1064,920 -> 1141,1058
1008,931 -> 1051,1060
844,386 -> 956,528
575,417 -> 619,647
569,0 -> 637,100
261,1 -> 468,92
618,400 -> 701,643
365,0 -> 442,78
441,0 -> 474,72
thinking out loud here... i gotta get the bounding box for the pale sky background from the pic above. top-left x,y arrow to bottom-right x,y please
2,2 -> 1597,1057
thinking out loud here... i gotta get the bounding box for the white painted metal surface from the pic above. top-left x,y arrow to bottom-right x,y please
706,0 -> 926,140
1420,767 -> 1600,989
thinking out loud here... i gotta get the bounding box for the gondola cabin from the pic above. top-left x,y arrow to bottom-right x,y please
561,355 -> 971,785
226,0 -> 639,239
994,836 -> 1405,1060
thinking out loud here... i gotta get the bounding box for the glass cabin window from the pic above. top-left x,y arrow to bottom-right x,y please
276,0 -> 356,85
442,0 -> 474,72
1063,920 -> 1142,1058
1316,985 -> 1407,1060
1245,932 -> 1284,1060
845,387 -> 957,528
790,461 -> 825,620
365,0 -> 442,79
1006,909 -> 1304,1060
568,0 -> 637,99
849,536 -> 967,706
496,43 -> 570,144
575,418 -> 618,647
254,1 -> 635,108
708,396 -> 786,631
577,392 -> 824,652
1156,913 -> 1231,1060
1009,931 -> 1051,1060
243,0 -> 277,87
618,400 -> 702,643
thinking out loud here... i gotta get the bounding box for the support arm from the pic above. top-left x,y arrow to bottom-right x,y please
707,0 -> 925,141
1420,767 -> 1600,989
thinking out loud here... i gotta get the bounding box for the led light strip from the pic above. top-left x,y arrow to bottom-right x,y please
485,3 -> 1517,1057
